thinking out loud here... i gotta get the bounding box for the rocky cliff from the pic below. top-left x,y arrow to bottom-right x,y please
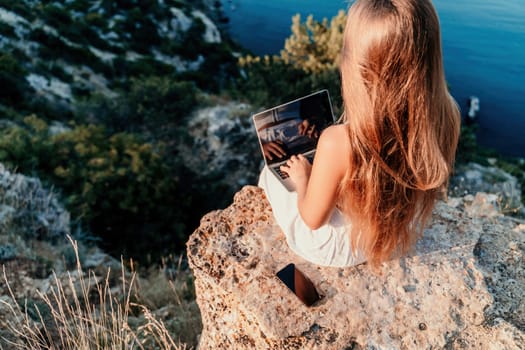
0,0 -> 229,108
187,167 -> 525,349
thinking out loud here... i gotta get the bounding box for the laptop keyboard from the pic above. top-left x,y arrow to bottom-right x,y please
274,167 -> 289,179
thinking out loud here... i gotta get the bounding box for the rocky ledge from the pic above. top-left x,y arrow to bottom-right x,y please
187,184 -> 525,349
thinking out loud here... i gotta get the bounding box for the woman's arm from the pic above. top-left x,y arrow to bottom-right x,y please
280,125 -> 349,230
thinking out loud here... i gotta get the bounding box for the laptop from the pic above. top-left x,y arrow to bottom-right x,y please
252,89 -> 336,191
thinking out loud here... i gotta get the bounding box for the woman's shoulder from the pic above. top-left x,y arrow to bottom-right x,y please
319,124 -> 350,152
316,124 -> 351,176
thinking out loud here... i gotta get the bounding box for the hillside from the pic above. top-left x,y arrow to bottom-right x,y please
0,0 -> 235,112
0,0 -> 249,260
0,3 -> 524,348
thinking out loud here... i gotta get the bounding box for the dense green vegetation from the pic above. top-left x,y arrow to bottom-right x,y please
0,1 -> 239,260
0,52 -> 30,107
0,2 -> 522,263
0,115 -> 199,258
79,76 -> 198,133
231,11 -> 347,111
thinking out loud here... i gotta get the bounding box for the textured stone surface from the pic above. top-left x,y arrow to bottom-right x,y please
187,186 -> 525,349
450,162 -> 523,216
179,102 -> 261,189
0,163 -> 70,241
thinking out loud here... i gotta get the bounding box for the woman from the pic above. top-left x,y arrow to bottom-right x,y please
258,0 -> 460,268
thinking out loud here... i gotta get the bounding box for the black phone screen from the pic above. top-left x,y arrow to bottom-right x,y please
276,263 -> 320,306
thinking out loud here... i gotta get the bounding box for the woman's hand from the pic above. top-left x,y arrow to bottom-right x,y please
280,154 -> 312,194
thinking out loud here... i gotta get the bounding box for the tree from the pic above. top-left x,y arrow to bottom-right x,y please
235,11 -> 347,110
280,10 -> 347,73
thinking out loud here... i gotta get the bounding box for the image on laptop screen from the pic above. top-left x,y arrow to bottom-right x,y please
253,90 -> 334,165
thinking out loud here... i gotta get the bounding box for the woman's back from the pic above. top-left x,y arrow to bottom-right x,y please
262,0 -> 460,268
337,0 -> 461,267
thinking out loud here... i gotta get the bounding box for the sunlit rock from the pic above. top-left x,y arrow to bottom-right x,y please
188,186 -> 525,349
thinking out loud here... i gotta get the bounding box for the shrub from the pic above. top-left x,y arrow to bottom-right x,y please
0,116 -> 197,259
34,61 -> 74,83
231,11 -> 346,111
41,4 -> 72,29
0,52 -> 31,107
80,76 -> 197,133
126,77 -> 197,128
0,0 -> 35,20
111,57 -> 175,79
190,42 -> 239,92
179,18 -> 207,60
281,10 -> 347,73
84,12 -> 106,30
0,22 -> 17,38
66,0 -> 91,13
233,55 -> 342,114
30,29 -> 109,74
117,8 -> 162,53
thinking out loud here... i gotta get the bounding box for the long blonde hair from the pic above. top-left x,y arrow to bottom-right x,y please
339,0 -> 460,267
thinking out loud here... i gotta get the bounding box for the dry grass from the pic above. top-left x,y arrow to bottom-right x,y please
0,236 -> 199,350
134,256 -> 202,347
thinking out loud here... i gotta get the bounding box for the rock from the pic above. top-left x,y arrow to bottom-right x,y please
152,49 -> 205,72
0,244 -> 16,261
179,102 -> 262,189
170,7 -> 193,33
25,73 -> 73,102
187,186 -> 525,349
0,1 -> 228,112
463,192 -> 502,218
450,162 -> 522,215
0,163 -> 70,241
191,10 -> 221,44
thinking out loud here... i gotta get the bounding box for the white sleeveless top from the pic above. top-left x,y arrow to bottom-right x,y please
258,166 -> 366,267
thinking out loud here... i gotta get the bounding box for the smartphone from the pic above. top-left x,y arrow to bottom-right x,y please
276,263 -> 321,307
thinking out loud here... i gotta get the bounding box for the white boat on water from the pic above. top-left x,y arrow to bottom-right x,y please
467,96 -> 480,121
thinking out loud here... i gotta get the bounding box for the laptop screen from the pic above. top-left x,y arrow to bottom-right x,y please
253,90 -> 335,165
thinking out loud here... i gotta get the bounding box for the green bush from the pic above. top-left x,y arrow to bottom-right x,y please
80,76 -> 197,133
456,124 -> 481,164
0,52 -> 66,121
34,61 -> 74,83
230,11 -> 347,112
84,12 -> 107,30
66,0 -> 92,13
179,18 -> 207,60
0,116 -> 197,259
184,42 -> 239,92
0,22 -> 17,38
111,57 -> 175,79
281,11 -> 346,73
41,4 -> 73,29
0,0 -> 35,20
113,8 -> 161,53
30,29 -> 110,74
232,55 -> 342,114
0,104 -> 24,121
126,76 -> 197,127
0,52 -> 31,107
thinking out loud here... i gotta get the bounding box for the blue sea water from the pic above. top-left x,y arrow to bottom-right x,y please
222,0 -> 525,157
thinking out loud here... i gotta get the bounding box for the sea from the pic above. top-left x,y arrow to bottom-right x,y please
222,0 -> 525,157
